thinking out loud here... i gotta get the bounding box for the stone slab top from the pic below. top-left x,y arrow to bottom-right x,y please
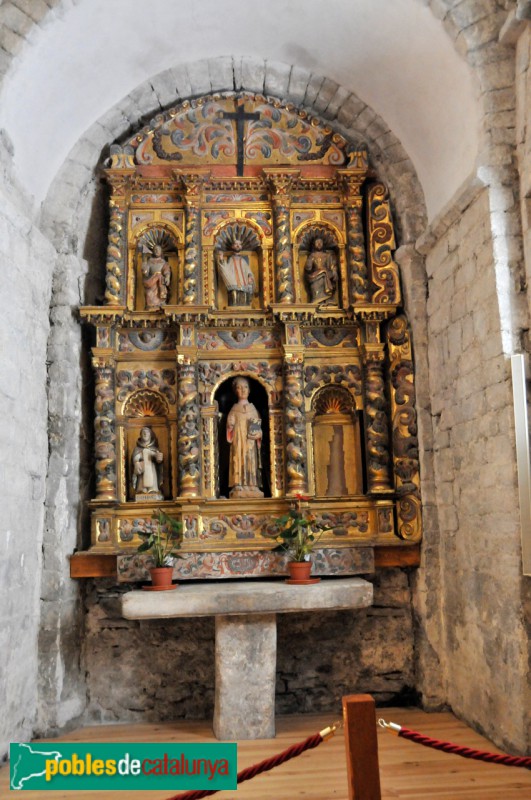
121,577 -> 373,619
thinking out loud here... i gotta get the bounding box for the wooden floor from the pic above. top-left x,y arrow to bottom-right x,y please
2,708 -> 530,799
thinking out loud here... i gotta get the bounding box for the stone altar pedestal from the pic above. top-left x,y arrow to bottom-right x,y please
122,578 -> 373,740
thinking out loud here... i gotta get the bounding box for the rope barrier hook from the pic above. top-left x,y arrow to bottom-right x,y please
378,718 -> 402,734
319,719 -> 343,741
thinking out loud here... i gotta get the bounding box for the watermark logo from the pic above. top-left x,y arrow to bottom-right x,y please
10,742 -> 237,791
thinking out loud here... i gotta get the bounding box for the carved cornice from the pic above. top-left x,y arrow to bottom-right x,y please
354,305 -> 397,322
80,307 -> 125,325
205,177 -> 265,192
206,310 -> 275,328
164,305 -> 211,325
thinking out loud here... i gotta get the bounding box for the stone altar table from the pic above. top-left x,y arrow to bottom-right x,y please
122,578 -> 373,740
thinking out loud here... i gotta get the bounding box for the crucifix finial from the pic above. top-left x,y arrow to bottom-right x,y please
221,98 -> 260,176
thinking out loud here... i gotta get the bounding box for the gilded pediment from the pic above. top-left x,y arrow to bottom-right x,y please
111,93 -> 367,171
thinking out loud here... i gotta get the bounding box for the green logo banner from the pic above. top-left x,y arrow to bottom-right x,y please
10,742 -> 237,791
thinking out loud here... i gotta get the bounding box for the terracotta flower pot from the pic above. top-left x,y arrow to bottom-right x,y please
149,566 -> 174,588
287,561 -> 312,583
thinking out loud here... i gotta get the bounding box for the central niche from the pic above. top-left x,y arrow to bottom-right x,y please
215,377 -> 271,500
214,223 -> 263,310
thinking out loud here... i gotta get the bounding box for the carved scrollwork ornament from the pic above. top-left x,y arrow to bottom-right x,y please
367,183 -> 401,305
397,495 -> 422,542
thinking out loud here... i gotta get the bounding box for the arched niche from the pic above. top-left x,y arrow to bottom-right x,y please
214,376 -> 271,500
311,386 -> 363,498
122,389 -> 172,501
295,224 -> 343,307
213,221 -> 264,310
131,226 -> 180,311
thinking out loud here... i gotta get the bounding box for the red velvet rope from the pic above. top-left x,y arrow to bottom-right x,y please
399,727 -> 531,769
166,731 -> 324,800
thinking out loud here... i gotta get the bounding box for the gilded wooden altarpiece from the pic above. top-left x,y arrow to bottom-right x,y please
81,93 -> 421,578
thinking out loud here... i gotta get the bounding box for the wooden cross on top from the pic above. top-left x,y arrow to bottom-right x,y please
221,99 -> 260,176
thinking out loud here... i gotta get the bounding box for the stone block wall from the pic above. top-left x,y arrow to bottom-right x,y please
517,25 -> 531,321
83,570 -> 413,722
515,20 -> 531,754
421,187 -> 529,751
0,163 -> 56,756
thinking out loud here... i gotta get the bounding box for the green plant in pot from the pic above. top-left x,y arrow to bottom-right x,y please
136,510 -> 183,589
270,494 -> 333,583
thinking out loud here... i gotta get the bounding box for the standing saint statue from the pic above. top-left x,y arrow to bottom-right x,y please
226,377 -> 264,498
216,239 -> 255,307
131,426 -> 164,500
304,237 -> 338,303
142,244 -> 171,310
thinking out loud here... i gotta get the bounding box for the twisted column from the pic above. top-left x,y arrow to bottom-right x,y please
177,355 -> 201,497
283,354 -> 307,495
93,357 -> 117,500
339,172 -> 370,303
265,170 -> 298,304
362,351 -> 392,493
180,174 -> 203,305
103,174 -> 128,305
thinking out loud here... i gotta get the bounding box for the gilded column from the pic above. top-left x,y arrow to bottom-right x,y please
103,173 -> 129,305
265,169 -> 298,304
93,356 -> 117,500
283,352 -> 308,495
387,315 -> 421,541
339,172 -> 370,304
177,353 -> 201,497
362,346 -> 393,493
180,173 -> 204,305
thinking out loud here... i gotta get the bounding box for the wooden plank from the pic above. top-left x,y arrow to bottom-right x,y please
70,553 -> 117,578
1,709 -> 530,799
343,694 -> 382,800
374,545 -> 420,568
